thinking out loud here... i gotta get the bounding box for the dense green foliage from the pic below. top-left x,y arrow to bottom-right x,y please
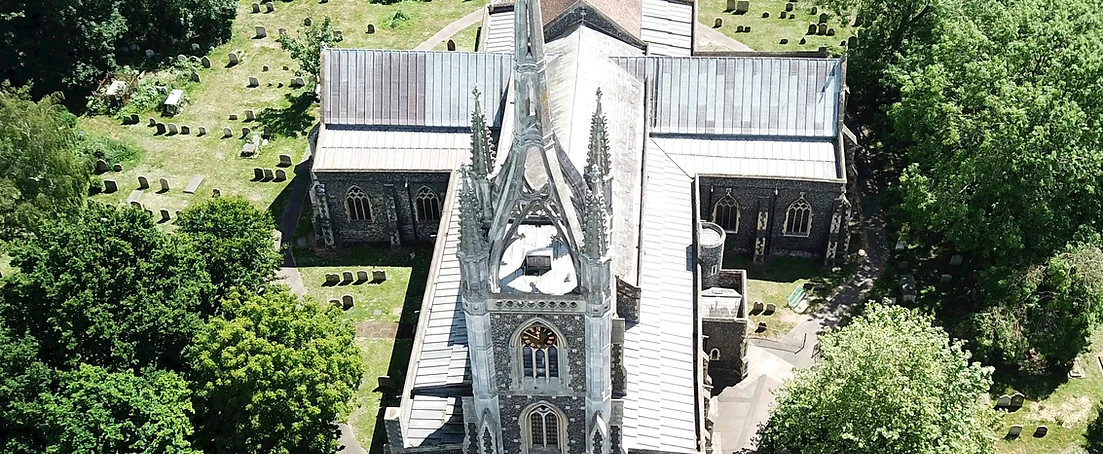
758,304 -> 999,453
177,197 -> 282,300
0,320 -> 52,453
189,289 -> 363,454
278,16 -> 344,79
0,89 -> 90,241
0,0 -> 235,103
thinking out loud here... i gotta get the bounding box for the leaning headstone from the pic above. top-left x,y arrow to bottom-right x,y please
247,76 -> 259,87
342,294 -> 354,310
201,56 -> 211,68
807,23 -> 817,34
155,123 -> 167,135
342,271 -> 354,283
265,2 -> 275,13
95,159 -> 109,173
996,395 -> 1012,408
245,109 -> 256,121
279,154 -> 292,167
274,169 -> 286,181
255,25 -> 267,38
253,168 -> 265,180
228,52 -> 240,66
735,0 -> 749,13
1010,393 -> 1025,410
1034,426 -> 1048,438
212,188 -> 221,197
159,177 -> 170,192
190,71 -> 201,83
183,175 -> 204,193
817,23 -> 828,35
356,270 -> 369,283
197,126 -> 207,136
223,127 -> 233,138
180,125 -> 190,135
167,123 -> 179,135
251,2 -> 260,12
714,17 -> 723,27
325,273 -> 340,285
366,24 -> 375,34
263,168 -> 275,181
159,209 -> 171,222
103,179 -> 118,193
1007,425 -> 1022,439
819,12 -> 829,23
304,17 -> 312,26
447,39 -> 457,51
138,176 -> 150,189
372,269 -> 387,283
112,163 -> 123,172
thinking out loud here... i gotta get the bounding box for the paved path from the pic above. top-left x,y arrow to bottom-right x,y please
695,23 -> 754,52
337,423 -> 368,454
713,140 -> 888,453
414,8 -> 484,51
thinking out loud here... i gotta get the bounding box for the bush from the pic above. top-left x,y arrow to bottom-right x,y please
384,10 -> 412,29
74,134 -> 142,165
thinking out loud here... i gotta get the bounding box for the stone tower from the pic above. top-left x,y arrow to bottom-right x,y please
457,0 -> 616,450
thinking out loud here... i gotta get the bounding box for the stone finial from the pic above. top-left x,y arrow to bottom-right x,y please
468,87 -> 495,179
585,88 -> 611,185
457,166 -> 487,255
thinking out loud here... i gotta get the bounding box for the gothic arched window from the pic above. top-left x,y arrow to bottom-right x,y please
520,324 -> 559,379
712,194 -> 739,232
345,186 -> 372,222
526,405 -> 562,453
784,198 -> 812,236
710,348 -> 721,361
415,186 -> 442,222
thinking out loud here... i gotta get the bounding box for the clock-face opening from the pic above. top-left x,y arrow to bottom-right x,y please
519,323 -> 560,379
521,324 -> 558,347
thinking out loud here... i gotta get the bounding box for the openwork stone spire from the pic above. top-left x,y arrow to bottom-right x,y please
585,89 -> 611,185
582,186 -> 609,259
458,166 -> 486,255
469,88 -> 496,179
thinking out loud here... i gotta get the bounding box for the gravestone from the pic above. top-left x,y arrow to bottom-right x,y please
223,127 -> 233,138
811,6 -> 817,14
807,23 -> 817,34
183,175 -> 204,193
96,159 -> 109,173
950,254 -> 963,265
277,28 -> 286,37
167,123 -> 178,135
785,2 -> 793,11
1007,425 -> 1022,438
334,30 -> 343,40
265,2 -> 274,13
789,14 -> 795,19
159,209 -> 171,222
751,301 -> 763,314
191,43 -> 200,51
149,118 -> 157,126
819,12 -> 829,23
996,395 -> 1011,408
817,23 -> 828,35
377,375 -> 392,389
726,0 -> 735,11
190,71 -> 201,83
255,26 -> 267,38
763,303 -> 776,316
1034,426 -> 1047,438
735,0 -> 749,13
245,109 -> 256,121
279,154 -> 293,167
447,39 -> 457,51
138,176 -> 150,189
342,271 -> 354,283
228,52 -> 240,66
779,11 -> 786,19
251,2 -> 260,13
900,274 -> 916,303
201,56 -> 211,68
155,122 -> 167,135
263,168 -> 275,181
145,49 -> 156,59
131,201 -> 143,210
367,24 -> 376,33
180,125 -> 190,135
274,169 -> 286,181
262,65 -> 269,72
290,77 -> 305,87
798,37 -> 807,44
744,26 -> 751,32
756,321 -> 767,333
229,114 -> 238,120
736,25 -> 744,32
940,274 -> 951,283
1010,393 -> 1025,409
329,299 -> 340,307
212,188 -> 221,197
197,126 -> 207,136
254,168 -> 265,180
304,17 -> 312,26
342,294 -> 354,310
714,17 -> 723,27
159,177 -> 170,192
372,270 -> 387,283
145,208 -> 154,217
248,76 -> 259,87
761,12 -> 769,17
129,114 -> 140,125
242,126 -> 252,137
103,179 -> 118,193
779,38 -> 788,44
112,163 -> 123,172
325,273 -> 340,285
848,36 -> 858,47
827,27 -> 836,36
356,270 -> 369,282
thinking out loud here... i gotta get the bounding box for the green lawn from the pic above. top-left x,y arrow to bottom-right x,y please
699,0 -> 856,52
300,266 -> 412,324
725,255 -> 853,340
434,22 -> 481,51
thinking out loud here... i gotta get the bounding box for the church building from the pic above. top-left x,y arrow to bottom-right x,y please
308,0 -> 850,450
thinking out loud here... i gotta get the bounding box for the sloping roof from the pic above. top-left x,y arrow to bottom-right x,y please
613,56 -> 844,137
542,0 -> 641,40
640,0 -> 693,56
321,49 -> 512,127
621,143 -> 699,453
401,179 -> 469,447
652,136 -> 842,180
314,126 -> 470,172
482,5 -> 516,53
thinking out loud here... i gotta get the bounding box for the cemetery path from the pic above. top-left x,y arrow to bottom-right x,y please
414,8 -> 484,51
696,24 -> 754,52
337,423 -> 368,454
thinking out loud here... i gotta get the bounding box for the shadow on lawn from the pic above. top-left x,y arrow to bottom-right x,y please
1086,404 -> 1103,453
257,91 -> 315,138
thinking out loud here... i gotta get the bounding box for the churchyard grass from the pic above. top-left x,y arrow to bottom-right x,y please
724,256 -> 848,340
698,0 -> 855,52
299,266 -> 413,324
345,338 -> 415,452
434,22 -> 482,51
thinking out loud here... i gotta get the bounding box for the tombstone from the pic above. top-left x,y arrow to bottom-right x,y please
149,118 -> 157,127
212,188 -> 221,197
761,11 -> 769,18
128,114 -> 140,125
242,126 -> 252,137
138,176 -> 150,189
756,321 -> 767,333
263,168 -> 275,181
751,301 -> 764,314
131,201 -> 143,210
785,2 -> 793,11
808,23 -> 818,34
735,0 -> 749,13
818,12 -> 829,23
328,298 -> 340,307
780,11 -> 786,19
191,43 -> 200,51
1007,425 -> 1022,439
334,30 -> 343,40
714,17 -> 723,27
1034,426 -> 1048,438
262,126 -> 273,139
817,23 -> 828,35
255,26 -> 267,38
377,375 -> 393,389
167,123 -> 179,135
950,254 -> 963,265
265,2 -> 275,13
164,89 -> 185,115
744,26 -> 751,32
940,274 -> 952,283
155,122 -> 167,135
144,49 -> 158,59
197,126 -> 207,136
159,209 -> 171,222
228,52 -> 240,66
325,273 -> 340,285
251,2 -> 260,12
789,14 -> 795,19
900,274 -> 916,303
996,395 -> 1012,408
95,159 -> 109,173
190,71 -> 201,83
356,270 -> 369,283
283,65 -> 289,70
113,163 -> 123,172
736,25 -> 744,32
180,125 -> 190,135
342,271 -> 354,283
827,27 -> 836,36
811,6 -> 818,14
341,294 -> 354,310
1010,393 -> 1025,410
248,76 -> 259,87
103,179 -> 118,193
253,168 -> 265,180
279,154 -> 293,167
223,127 -> 233,138
245,109 -> 256,121
201,56 -> 211,68
262,65 -> 270,72
159,178 -> 170,192
841,40 -> 848,47
372,269 -> 387,283
779,38 -> 788,44
274,169 -> 286,181
725,0 -> 735,11
367,24 -> 376,34
763,303 -> 776,316
304,17 -> 312,26
848,36 -> 858,47
290,77 -> 305,88
277,28 -> 287,37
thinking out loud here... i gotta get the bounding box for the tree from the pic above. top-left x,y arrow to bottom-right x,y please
0,320 -> 53,454
35,365 -> 199,454
0,88 -> 90,240
757,304 -> 999,454
177,197 -> 282,300
0,202 -> 213,371
188,289 -> 363,454
278,16 -> 343,80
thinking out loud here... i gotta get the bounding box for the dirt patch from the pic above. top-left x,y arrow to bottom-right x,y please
356,322 -> 398,339
1034,395 -> 1093,428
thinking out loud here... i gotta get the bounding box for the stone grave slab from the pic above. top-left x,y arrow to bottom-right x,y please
183,175 -> 205,194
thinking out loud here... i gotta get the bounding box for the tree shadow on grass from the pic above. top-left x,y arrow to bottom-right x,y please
257,91 -> 316,138
989,364 -> 1068,402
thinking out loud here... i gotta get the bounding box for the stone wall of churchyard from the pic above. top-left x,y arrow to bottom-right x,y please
497,394 -> 587,454
490,312 -> 587,393
703,318 -> 747,381
314,170 -> 450,246
697,175 -> 846,260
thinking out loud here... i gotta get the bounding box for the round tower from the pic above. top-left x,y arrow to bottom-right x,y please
699,221 -> 726,289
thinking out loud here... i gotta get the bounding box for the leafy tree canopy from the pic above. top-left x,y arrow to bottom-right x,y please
278,16 -> 343,80
0,319 -> 53,454
757,303 -> 999,454
188,289 -> 363,454
177,197 -> 282,300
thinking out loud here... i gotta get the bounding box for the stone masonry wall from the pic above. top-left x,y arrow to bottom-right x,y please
703,318 -> 747,382
490,312 -> 587,392
312,170 -> 450,246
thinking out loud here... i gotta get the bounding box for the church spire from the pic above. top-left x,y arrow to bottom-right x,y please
585,89 -> 611,185
469,87 -> 495,180
582,186 -> 609,259
458,165 -> 486,256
